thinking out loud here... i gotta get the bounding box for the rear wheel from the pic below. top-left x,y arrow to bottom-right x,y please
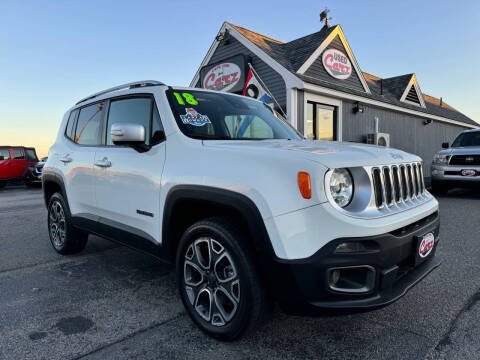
431,180 -> 449,195
0,181 -> 6,189
176,217 -> 269,341
47,193 -> 88,254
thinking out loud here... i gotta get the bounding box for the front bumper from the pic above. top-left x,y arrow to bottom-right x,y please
25,167 -> 43,182
268,211 -> 440,315
431,164 -> 480,184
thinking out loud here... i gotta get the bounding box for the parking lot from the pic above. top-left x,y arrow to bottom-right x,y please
0,185 -> 479,360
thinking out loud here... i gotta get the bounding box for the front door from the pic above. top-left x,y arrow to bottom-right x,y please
306,102 -> 337,141
94,96 -> 166,243
0,149 -> 13,179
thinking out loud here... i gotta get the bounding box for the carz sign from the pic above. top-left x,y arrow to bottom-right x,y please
322,49 -> 352,80
200,54 -> 247,93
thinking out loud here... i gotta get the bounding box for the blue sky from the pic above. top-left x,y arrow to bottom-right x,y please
0,0 -> 478,156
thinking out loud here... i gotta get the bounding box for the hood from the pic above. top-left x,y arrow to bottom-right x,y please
203,139 -> 420,168
438,146 -> 480,156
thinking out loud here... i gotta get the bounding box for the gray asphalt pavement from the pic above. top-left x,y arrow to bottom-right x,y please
0,184 -> 479,360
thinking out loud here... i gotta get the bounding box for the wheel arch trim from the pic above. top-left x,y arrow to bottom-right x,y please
162,185 -> 276,263
42,172 -> 70,210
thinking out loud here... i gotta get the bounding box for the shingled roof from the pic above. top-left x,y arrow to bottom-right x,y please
228,22 -> 478,127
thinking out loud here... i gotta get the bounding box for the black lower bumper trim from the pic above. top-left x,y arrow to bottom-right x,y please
265,212 -> 441,316
309,257 -> 441,311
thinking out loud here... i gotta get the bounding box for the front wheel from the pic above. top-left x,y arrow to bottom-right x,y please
176,217 -> 269,341
0,181 -> 6,189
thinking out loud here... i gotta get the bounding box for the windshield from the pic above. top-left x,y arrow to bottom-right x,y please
166,89 -> 301,140
451,131 -> 480,147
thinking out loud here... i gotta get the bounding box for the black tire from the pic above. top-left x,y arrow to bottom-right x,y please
176,217 -> 269,341
431,180 -> 449,195
47,192 -> 88,255
0,181 -> 6,189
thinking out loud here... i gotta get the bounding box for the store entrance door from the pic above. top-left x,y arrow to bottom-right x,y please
306,102 -> 337,141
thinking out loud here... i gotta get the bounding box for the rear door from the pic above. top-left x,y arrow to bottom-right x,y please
94,95 -> 166,242
0,149 -> 13,179
61,103 -> 105,216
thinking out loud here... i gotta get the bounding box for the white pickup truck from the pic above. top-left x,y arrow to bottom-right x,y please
43,81 -> 440,340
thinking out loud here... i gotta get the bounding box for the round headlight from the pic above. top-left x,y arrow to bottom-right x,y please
329,168 -> 354,208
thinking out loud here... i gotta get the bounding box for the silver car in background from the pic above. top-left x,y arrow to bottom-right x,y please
431,129 -> 480,194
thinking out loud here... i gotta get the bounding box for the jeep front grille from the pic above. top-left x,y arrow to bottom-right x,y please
371,163 -> 426,209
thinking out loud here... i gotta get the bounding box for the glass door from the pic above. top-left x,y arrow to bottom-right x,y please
306,102 -> 337,140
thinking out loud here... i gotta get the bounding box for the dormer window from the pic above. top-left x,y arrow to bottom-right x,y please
405,85 -> 421,105
400,75 -> 426,108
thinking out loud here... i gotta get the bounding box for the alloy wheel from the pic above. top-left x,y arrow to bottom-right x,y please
183,237 -> 240,327
49,200 -> 66,249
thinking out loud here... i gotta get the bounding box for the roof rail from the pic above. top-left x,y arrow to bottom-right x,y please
76,80 -> 165,105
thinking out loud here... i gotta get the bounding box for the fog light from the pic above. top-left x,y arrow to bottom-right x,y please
327,265 -> 376,294
330,269 -> 340,285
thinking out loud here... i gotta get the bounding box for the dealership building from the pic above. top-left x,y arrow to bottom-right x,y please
190,21 -> 478,180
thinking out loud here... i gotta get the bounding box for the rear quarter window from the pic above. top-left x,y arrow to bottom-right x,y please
74,103 -> 104,145
25,149 -> 38,162
65,109 -> 79,140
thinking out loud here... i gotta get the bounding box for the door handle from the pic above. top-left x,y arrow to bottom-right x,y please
94,158 -> 112,168
59,156 -> 72,164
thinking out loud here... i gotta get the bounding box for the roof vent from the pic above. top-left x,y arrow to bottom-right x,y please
405,85 -> 421,105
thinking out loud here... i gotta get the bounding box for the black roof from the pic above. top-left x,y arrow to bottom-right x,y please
228,23 -> 478,127
0,146 -> 36,149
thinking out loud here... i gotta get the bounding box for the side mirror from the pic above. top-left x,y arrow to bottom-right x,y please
110,123 -> 146,145
442,142 -> 449,149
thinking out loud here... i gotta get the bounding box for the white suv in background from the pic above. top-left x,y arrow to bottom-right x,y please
43,81 -> 440,340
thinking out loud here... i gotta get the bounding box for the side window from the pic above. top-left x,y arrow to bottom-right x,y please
106,97 -> 152,146
75,103 -> 104,145
0,149 -> 10,161
25,149 -> 38,162
13,149 -> 25,160
65,109 -> 79,140
151,104 -> 165,145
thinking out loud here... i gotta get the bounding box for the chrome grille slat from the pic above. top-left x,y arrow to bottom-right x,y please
372,162 -> 425,209
383,167 -> 394,206
419,165 -> 425,193
379,168 -> 388,207
372,168 -> 384,208
400,165 -> 409,200
392,166 -> 402,202
406,164 -> 414,199
412,164 -> 418,196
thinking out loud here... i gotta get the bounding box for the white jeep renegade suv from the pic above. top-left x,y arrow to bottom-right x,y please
43,81 -> 440,340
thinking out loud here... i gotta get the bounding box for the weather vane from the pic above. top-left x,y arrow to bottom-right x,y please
320,8 -> 332,28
